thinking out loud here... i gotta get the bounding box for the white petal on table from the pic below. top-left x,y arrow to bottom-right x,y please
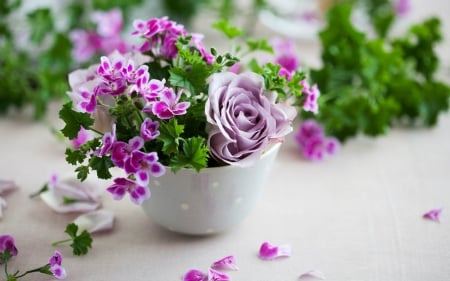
73,209 -> 115,233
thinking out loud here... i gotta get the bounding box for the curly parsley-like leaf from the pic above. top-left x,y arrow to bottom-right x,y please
59,102 -> 94,139
158,119 -> 184,155
64,223 -> 93,256
170,137 -> 209,172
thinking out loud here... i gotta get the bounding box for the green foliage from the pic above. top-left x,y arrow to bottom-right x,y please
212,19 -> 245,39
170,137 -> 209,172
89,156 -> 114,179
305,3 -> 450,142
59,102 -> 94,139
64,223 -> 93,256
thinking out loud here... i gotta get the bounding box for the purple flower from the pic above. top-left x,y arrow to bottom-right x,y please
49,251 -> 67,280
423,208 -> 442,223
106,177 -> 150,205
69,30 -> 103,63
272,38 -> 300,76
205,72 -> 296,167
91,9 -> 123,38
72,126 -> 94,149
140,118 -> 160,141
395,0 -> 410,16
300,80 -> 320,114
111,136 -> 144,169
294,119 -> 339,161
151,88 -> 190,119
0,234 -> 18,259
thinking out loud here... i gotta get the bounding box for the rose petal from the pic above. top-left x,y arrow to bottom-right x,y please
73,209 -> 115,233
211,255 -> 239,271
423,208 -> 442,223
0,179 -> 18,194
258,241 -> 291,260
299,270 -> 326,280
182,269 -> 207,281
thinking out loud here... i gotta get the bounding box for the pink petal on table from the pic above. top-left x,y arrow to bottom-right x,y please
299,270 -> 326,280
40,176 -> 102,213
258,241 -> 292,260
211,255 -> 239,271
423,208 -> 442,223
182,269 -> 207,281
0,179 -> 18,194
207,268 -> 230,281
73,209 -> 115,233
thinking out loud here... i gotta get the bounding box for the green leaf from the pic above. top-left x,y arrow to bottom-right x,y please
64,223 -> 93,256
170,137 -> 209,172
211,19 -> 244,39
59,102 -> 94,139
65,148 -> 86,165
158,119 -> 184,155
26,8 -> 54,44
75,165 -> 90,182
89,156 -> 114,180
246,38 -> 273,53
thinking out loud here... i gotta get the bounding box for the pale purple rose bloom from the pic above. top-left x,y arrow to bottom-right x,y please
205,72 -> 296,167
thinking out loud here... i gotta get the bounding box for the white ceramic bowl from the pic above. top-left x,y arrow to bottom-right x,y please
141,143 -> 281,235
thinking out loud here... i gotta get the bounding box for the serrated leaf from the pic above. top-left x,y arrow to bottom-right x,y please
211,20 -> 244,39
158,119 -> 184,155
65,148 -> 86,165
170,137 -> 209,172
59,102 -> 94,139
89,156 -> 113,179
75,165 -> 90,182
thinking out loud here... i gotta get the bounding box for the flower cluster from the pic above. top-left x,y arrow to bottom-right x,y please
61,16 -> 318,205
0,235 -> 66,280
70,9 -> 128,63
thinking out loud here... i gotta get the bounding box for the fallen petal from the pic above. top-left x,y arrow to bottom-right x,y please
0,196 -> 7,219
299,270 -> 326,280
207,268 -> 230,281
211,255 -> 239,271
40,175 -> 102,213
73,209 -> 115,233
182,269 -> 207,281
0,179 -> 18,194
423,208 -> 442,223
258,241 -> 291,260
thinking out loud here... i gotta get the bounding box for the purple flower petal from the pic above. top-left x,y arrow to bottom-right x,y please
211,255 -> 239,271
182,269 -> 207,281
299,270 -> 326,280
258,241 -> 291,260
207,268 -> 230,281
423,208 -> 442,223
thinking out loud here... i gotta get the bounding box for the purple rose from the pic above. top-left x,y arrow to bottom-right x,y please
205,72 -> 297,166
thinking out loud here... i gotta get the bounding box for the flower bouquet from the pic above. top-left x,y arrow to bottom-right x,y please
60,17 -> 318,233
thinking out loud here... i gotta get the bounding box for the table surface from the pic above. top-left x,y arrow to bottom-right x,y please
1,1 -> 450,280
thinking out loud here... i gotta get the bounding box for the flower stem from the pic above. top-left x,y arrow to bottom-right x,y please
14,266 -> 47,278
88,127 -> 104,136
51,238 -> 72,246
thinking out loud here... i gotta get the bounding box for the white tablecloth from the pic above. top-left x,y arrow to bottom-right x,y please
1,1 -> 450,280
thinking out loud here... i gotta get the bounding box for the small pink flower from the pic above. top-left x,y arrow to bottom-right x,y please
0,234 -> 18,258
211,255 -> 239,271
152,88 -> 190,119
140,118 -> 160,141
294,120 -> 339,161
423,208 -> 442,223
69,30 -> 103,63
300,80 -> 320,114
106,177 -> 150,205
258,241 -> 291,260
72,126 -> 94,149
49,251 -> 67,280
91,9 -> 123,38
